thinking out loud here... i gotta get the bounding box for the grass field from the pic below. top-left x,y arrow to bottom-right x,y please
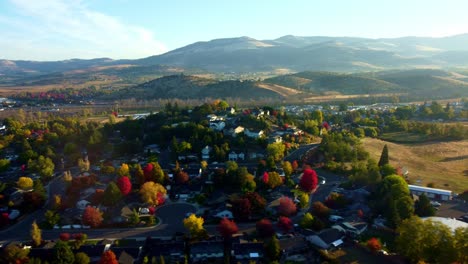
362,137 -> 468,194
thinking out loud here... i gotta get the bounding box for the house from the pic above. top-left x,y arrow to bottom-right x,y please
279,237 -> 309,256
111,247 -> 142,264
408,185 -> 452,200
214,209 -> 233,219
244,129 -> 264,139
142,239 -> 185,263
231,242 -> 263,262
190,241 -> 224,263
332,221 -> 368,237
201,146 -> 212,160
306,228 -> 344,249
76,200 -> 91,210
209,121 -> 226,131
228,151 -> 245,161
422,217 -> 468,233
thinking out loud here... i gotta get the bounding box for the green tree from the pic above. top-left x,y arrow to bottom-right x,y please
44,210 -> 60,228
414,193 -> 436,217
264,236 -> 281,261
129,209 -> 140,226
74,252 -> 90,264
282,161 -> 293,178
31,220 -> 42,247
28,155 -> 55,180
266,142 -> 285,162
300,212 -> 314,229
53,240 -> 75,264
0,243 -> 29,263
102,182 -> 123,206
265,171 -> 282,189
378,144 -> 389,167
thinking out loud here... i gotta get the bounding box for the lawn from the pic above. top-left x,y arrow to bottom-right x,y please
362,137 -> 468,193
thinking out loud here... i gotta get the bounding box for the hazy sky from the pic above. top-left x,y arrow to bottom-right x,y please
1,0 -> 467,60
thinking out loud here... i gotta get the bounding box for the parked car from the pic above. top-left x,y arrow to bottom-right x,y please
329,215 -> 344,222
318,176 -> 326,185
430,201 -> 441,207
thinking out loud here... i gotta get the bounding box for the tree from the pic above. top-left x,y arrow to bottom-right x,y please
217,217 -> 239,239
378,144 -> 389,167
277,216 -> 293,233
297,192 -> 309,209
291,160 -> 299,172
31,221 -> 42,247
98,250 -> 118,264
243,192 -> 266,214
82,207 -> 103,228
102,182 -> 122,206
28,155 -> 55,180
174,170 -> 189,185
278,196 -> 296,216
139,182 -> 167,205
231,198 -> 252,220
53,240 -> 75,264
0,243 -> 29,264
134,163 -> 145,186
367,237 -> 382,253
59,233 -> 71,241
52,194 -> 62,211
312,202 -> 330,218
266,142 -> 286,162
183,214 -> 205,238
454,227 -> 468,263
265,171 -> 282,189
129,209 -> 140,226
282,161 -> 293,178
299,169 -> 318,193
117,163 -> 130,177
264,236 -> 281,261
45,210 -> 60,228
78,158 -> 90,172
256,218 -> 274,238
73,233 -> 88,249
414,193 -> 436,217
300,212 -> 314,229
74,252 -> 90,264
17,176 -> 33,190
117,176 -> 132,196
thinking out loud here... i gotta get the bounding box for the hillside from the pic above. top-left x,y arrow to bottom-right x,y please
265,70 -> 468,99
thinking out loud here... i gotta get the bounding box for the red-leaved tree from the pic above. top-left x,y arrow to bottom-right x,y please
312,201 -> 330,218
143,163 -> 154,181
232,198 -> 252,221
291,160 -> 299,172
278,196 -> 297,216
262,172 -> 269,184
243,192 -> 266,214
117,176 -> 132,196
82,207 -> 103,228
175,170 -> 189,184
59,233 -> 71,241
217,217 -> 239,239
299,169 -> 318,193
98,250 -> 118,264
277,216 -> 293,233
366,237 -> 382,253
256,218 -> 275,238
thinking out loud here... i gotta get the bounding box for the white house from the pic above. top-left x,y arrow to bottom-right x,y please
422,217 -> 468,233
201,146 -> 212,160
244,129 -> 264,139
214,209 -> 233,219
408,185 -> 452,200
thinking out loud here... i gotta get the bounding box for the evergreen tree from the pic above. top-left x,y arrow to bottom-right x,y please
264,236 -> 281,261
378,144 -> 389,167
53,241 -> 75,264
31,221 -> 42,247
414,193 -> 436,217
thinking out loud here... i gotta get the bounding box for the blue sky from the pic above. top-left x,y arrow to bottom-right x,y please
1,0 -> 467,60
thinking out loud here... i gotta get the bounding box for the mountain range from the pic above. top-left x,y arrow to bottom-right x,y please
2,34 -> 468,75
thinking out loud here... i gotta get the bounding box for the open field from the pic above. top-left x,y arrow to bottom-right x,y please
362,137 -> 468,193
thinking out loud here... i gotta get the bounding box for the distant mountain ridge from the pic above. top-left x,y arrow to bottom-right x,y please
2,34 -> 468,75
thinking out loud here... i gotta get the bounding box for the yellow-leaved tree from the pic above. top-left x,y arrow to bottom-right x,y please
118,163 -> 130,177
17,176 -> 33,190
139,182 -> 166,205
183,214 -> 206,239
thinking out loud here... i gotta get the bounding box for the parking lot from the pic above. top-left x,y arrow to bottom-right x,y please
436,199 -> 468,221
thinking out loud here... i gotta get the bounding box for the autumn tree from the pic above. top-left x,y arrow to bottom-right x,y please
299,169 -> 318,193
117,163 -> 130,177
378,144 -> 389,167
0,243 -> 29,264
183,214 -> 206,239
73,233 -> 88,250
277,216 -> 293,233
278,196 -> 296,216
266,142 -> 286,162
52,194 -> 62,211
282,161 -> 293,177
414,193 -> 436,217
243,192 -> 266,214
256,218 -> 274,238
217,217 -> 239,239
300,212 -> 314,229
117,176 -> 132,196
28,155 -> 55,180
367,237 -> 382,253
291,160 -> 299,172
53,240 -> 75,264
297,192 -> 309,209
265,236 -> 281,261
59,233 -> 71,241
102,182 -> 122,206
78,158 -> 90,172
144,162 -> 165,183
139,182 -> 167,205
82,207 -> 103,228
265,171 -> 282,189
134,163 -> 145,186
31,220 -> 42,247
175,170 -> 189,185
312,201 -> 330,218
231,198 -> 252,221
98,250 -> 118,264
17,176 -> 33,190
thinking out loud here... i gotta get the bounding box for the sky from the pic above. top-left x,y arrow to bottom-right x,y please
1,0 -> 467,61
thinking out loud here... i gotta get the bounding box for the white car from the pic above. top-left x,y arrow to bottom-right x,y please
430,201 -> 441,207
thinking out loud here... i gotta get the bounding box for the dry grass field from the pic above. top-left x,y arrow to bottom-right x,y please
362,137 -> 468,194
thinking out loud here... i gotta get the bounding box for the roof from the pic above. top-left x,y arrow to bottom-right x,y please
317,228 -> 344,244
408,185 -> 452,196
144,240 -> 185,258
278,237 -> 308,252
73,244 -> 106,257
422,217 -> 468,232
232,242 -> 263,256
190,241 -> 224,254
118,251 -> 135,264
